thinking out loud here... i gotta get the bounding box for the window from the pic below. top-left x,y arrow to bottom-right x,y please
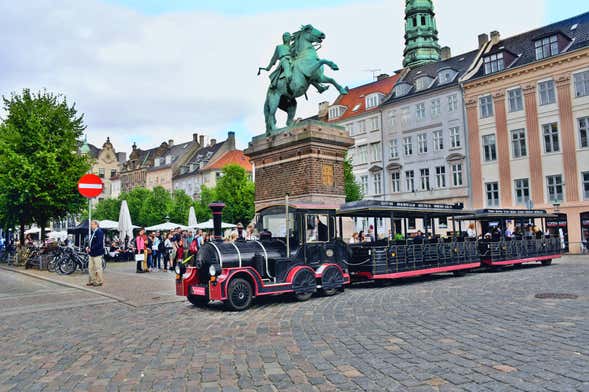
345,123 -> 354,136
306,214 -> 329,242
420,168 -> 430,191
433,130 -> 443,151
448,94 -> 458,112
405,170 -> 415,192
328,105 -> 345,120
546,175 -> 563,202
365,94 -> 382,109
579,117 -> 589,148
508,88 -> 523,112
394,83 -> 411,97
408,218 -> 416,230
98,168 -> 105,178
357,145 -> 368,164
435,166 -> 446,188
438,69 -> 456,84
535,35 -> 559,60
450,127 -> 461,148
483,52 -> 504,74
479,95 -> 494,118
373,172 -> 382,194
360,176 -> 369,194
486,182 -> 500,207
511,129 -> 527,158
514,178 -> 530,205
369,117 -> 379,131
403,136 -> 413,156
538,80 -> 556,105
452,164 -> 463,186
416,103 -> 426,121
482,134 -> 497,161
583,172 -> 589,199
356,119 -> 366,134
543,123 -> 560,153
388,111 -> 396,127
389,139 -> 399,159
417,134 -> 427,153
415,77 -> 432,91
431,98 -> 440,117
574,71 -> 589,97
110,169 -> 116,178
401,107 -> 410,125
370,142 -> 381,162
391,172 -> 400,193
438,216 -> 448,228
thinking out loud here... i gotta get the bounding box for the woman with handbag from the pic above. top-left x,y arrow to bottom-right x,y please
135,229 -> 145,273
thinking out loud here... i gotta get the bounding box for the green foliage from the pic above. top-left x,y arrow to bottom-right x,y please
194,185 -> 215,222
142,186 -> 172,226
92,198 -> 121,221
214,164 -> 255,225
122,187 -> 151,227
169,189 -> 193,225
344,153 -> 362,202
0,89 -> 91,239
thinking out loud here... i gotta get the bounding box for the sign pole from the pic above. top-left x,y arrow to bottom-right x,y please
88,198 -> 92,249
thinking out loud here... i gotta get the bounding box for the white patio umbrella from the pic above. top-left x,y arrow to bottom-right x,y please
195,219 -> 236,230
99,219 -> 119,230
188,206 -> 198,228
118,200 -> 134,245
145,222 -> 189,232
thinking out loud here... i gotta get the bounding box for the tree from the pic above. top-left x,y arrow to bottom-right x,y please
92,198 -> 121,221
121,187 -> 151,227
143,186 -> 172,226
194,185 -> 215,222
344,153 -> 362,202
169,189 -> 193,225
214,164 -> 255,225
0,89 -> 91,241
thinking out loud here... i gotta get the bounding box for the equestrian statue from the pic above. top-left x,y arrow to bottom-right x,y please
258,24 -> 348,133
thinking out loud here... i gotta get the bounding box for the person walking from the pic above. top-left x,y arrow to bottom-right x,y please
164,233 -> 173,272
135,229 -> 145,273
176,238 -> 185,269
153,232 -> 162,271
86,220 -> 105,287
146,232 -> 154,272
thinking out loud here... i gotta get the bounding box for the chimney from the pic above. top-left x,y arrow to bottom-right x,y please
478,33 -> 489,48
199,135 -> 205,146
209,202 -> 225,241
376,73 -> 389,81
440,46 -> 451,60
210,139 -> 216,146
168,139 -> 174,146
490,30 -> 500,44
318,101 -> 329,118
227,131 -> 236,149
193,133 -> 199,143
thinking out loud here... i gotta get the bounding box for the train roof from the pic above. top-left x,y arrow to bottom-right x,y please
257,203 -> 340,213
336,199 -> 469,218
455,208 -> 557,220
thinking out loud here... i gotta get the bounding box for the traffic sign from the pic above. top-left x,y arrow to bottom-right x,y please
77,174 -> 104,198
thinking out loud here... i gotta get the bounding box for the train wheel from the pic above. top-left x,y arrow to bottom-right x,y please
541,259 -> 552,266
292,269 -> 316,301
226,278 -> 253,311
321,266 -> 343,296
187,294 -> 209,308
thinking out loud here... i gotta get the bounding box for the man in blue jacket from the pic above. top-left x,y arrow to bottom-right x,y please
86,220 -> 105,286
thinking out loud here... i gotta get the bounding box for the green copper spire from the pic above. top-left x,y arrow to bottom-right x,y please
80,134 -> 90,155
403,0 -> 441,68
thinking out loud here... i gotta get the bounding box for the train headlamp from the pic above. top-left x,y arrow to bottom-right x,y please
209,264 -> 218,276
175,265 -> 181,275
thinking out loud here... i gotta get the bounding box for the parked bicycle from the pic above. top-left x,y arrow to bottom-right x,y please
56,246 -> 106,275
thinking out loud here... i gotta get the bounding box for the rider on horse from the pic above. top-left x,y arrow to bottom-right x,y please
258,32 -> 293,91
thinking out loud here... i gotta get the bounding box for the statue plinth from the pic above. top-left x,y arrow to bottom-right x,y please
245,120 -> 354,212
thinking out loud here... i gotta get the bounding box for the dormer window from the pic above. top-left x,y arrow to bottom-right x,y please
483,52 -> 505,74
535,34 -> 559,60
365,93 -> 384,109
438,69 -> 457,84
154,158 -> 160,167
165,155 -> 172,165
394,82 -> 411,97
414,76 -> 433,91
328,105 -> 346,120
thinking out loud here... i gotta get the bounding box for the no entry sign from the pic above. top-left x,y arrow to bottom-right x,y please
78,174 -> 104,198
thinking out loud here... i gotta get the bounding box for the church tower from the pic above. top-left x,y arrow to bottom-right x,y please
402,0 -> 441,68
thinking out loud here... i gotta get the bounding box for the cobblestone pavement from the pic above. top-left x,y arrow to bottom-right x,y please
0,256 -> 587,392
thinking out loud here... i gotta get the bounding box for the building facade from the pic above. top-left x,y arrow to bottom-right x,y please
462,12 -> 589,252
80,137 -> 125,204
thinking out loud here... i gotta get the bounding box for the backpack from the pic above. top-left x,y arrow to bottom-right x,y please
158,238 -> 165,252
189,238 -> 198,254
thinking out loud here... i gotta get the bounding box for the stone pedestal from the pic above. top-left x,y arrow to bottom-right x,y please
245,120 -> 354,212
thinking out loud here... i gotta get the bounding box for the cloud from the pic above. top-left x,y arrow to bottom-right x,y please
0,0 -> 545,153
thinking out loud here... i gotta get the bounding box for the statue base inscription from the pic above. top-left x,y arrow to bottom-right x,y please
245,120 -> 354,212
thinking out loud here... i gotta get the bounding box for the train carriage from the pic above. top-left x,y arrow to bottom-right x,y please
336,200 -> 481,281
456,209 -> 562,267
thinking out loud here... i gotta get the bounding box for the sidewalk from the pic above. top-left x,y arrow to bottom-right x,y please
0,261 -> 182,307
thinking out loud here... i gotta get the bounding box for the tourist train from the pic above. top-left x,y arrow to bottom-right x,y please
175,200 -> 562,310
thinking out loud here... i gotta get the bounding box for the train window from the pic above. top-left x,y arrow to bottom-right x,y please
306,214 -> 329,242
261,213 -> 295,238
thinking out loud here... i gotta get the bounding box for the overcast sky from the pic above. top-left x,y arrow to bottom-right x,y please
0,0 -> 586,154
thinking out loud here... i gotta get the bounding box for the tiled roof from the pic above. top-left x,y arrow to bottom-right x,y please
173,141 -> 226,179
203,150 -> 252,171
469,11 -> 589,80
328,73 -> 401,121
383,49 -> 479,104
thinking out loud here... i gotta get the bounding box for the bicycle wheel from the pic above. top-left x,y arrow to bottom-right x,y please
47,256 -> 58,272
57,257 -> 76,275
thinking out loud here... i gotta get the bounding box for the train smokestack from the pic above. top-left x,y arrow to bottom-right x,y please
208,202 -> 226,240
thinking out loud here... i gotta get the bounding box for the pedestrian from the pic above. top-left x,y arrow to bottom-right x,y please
245,224 -> 257,240
146,232 -> 154,272
155,232 -> 164,271
176,238 -> 185,269
135,229 -> 145,273
86,220 -> 105,286
196,229 -> 204,246
164,233 -> 174,272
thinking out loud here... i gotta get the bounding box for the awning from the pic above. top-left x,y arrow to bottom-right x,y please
337,199 -> 469,218
455,208 -> 557,220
